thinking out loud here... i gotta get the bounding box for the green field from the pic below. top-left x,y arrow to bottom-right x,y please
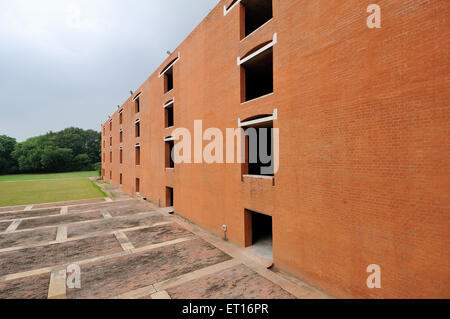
0,171 -> 99,182
0,171 -> 105,207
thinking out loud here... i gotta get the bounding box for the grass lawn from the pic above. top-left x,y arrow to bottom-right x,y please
0,177 -> 106,207
0,171 -> 99,182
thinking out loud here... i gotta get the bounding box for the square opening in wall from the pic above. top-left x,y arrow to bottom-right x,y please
135,145 -> 141,166
242,119 -> 274,176
244,209 -> 273,260
165,140 -> 174,168
242,0 -> 273,37
135,121 -> 141,137
165,105 -> 174,128
166,187 -> 174,207
164,67 -> 173,93
135,97 -> 140,113
135,178 -> 140,193
241,47 -> 273,102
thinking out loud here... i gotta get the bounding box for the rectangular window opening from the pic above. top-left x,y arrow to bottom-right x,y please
165,105 -> 174,128
164,67 -> 174,93
135,97 -> 140,113
242,121 -> 274,176
135,145 -> 141,166
119,112 -> 123,124
120,149 -> 123,164
110,170 -> 112,180
241,47 -> 273,102
135,121 -> 141,137
120,131 -> 123,143
120,173 -> 123,185
110,150 -> 112,163
165,140 -> 174,169
242,0 -> 273,38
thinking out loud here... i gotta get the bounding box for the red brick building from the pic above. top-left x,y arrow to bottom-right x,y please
102,0 -> 449,298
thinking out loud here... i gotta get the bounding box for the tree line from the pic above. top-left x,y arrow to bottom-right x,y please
0,127 -> 101,175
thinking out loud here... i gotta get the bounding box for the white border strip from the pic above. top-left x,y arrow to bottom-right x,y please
238,108 -> 278,127
237,33 -> 277,66
242,174 -> 274,180
132,92 -> 142,102
163,99 -> 175,109
164,136 -> 175,142
135,119 -> 140,124
158,52 -> 181,78
223,0 -> 241,16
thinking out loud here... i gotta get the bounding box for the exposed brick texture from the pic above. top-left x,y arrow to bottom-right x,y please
102,0 -> 449,298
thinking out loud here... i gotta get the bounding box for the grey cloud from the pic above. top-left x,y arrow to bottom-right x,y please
0,0 -> 218,141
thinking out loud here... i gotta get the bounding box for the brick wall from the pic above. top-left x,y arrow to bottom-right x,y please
102,0 -> 449,298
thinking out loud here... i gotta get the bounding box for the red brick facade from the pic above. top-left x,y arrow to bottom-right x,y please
102,0 -> 449,298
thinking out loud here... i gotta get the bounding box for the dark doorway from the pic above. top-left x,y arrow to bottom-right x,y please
166,187 -> 174,207
245,209 -> 273,260
135,178 -> 140,193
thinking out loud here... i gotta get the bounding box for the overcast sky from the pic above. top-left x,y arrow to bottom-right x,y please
0,0 -> 218,141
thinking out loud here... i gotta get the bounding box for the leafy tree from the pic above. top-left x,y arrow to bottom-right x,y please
6,127 -> 101,174
12,136 -> 51,173
40,147 -> 73,172
48,128 -> 101,163
73,153 -> 91,171
0,135 -> 18,174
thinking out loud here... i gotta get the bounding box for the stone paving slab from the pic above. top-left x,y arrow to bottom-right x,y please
0,191 -> 327,299
17,211 -> 103,230
0,234 -> 122,277
167,264 -> 295,299
66,238 -> 232,299
0,273 -> 50,299
0,206 -> 26,213
0,208 -> 61,221
106,204 -> 156,217
0,222 -> 10,232
68,200 -> 134,213
33,199 -> 105,209
67,214 -> 168,238
0,227 -> 57,249
125,223 -> 193,248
